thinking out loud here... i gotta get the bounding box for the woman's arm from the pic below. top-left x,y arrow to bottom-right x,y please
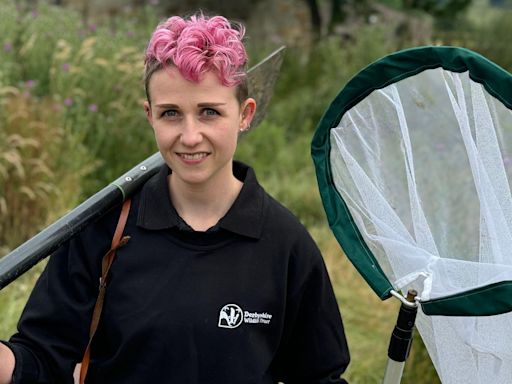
5,203 -> 124,382
271,230 -> 350,383
0,343 -> 15,384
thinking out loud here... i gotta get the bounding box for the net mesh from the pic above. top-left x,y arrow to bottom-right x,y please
329,68 -> 512,383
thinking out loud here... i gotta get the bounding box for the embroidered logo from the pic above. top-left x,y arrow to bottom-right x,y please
218,304 -> 273,329
218,304 -> 244,328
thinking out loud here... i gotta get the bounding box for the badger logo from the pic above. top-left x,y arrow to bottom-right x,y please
218,304 -> 243,329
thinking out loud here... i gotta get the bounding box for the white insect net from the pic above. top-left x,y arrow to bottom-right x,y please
329,68 -> 512,383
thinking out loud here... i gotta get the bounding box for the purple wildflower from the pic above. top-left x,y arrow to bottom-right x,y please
3,42 -> 13,52
88,104 -> 98,112
25,80 -> 36,88
89,24 -> 97,32
64,98 -> 73,107
62,63 -> 70,72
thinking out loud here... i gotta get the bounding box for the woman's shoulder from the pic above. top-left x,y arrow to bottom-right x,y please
73,184 -> 144,251
239,163 -> 315,245
263,192 -> 304,228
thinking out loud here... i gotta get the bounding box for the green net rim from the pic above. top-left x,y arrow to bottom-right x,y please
311,45 -> 512,316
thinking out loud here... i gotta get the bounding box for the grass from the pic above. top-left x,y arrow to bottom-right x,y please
0,88 -> 96,249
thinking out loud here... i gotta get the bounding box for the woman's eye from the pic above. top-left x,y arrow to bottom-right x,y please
162,110 -> 179,118
202,108 -> 219,117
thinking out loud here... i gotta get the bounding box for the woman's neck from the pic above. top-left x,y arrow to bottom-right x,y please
168,174 -> 243,231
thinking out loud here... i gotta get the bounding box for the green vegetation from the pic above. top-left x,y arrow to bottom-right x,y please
1,0 -> 512,382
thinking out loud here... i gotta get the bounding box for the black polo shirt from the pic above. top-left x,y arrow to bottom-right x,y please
7,162 -> 349,383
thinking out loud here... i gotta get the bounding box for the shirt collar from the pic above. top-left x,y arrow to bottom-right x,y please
137,161 -> 265,239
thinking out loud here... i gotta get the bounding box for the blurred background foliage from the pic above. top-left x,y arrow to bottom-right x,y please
1,0 -> 512,382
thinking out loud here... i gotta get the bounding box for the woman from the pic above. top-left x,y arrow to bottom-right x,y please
0,14 -> 350,383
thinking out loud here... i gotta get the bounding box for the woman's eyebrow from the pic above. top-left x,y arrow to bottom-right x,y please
154,103 -> 179,109
197,102 -> 227,107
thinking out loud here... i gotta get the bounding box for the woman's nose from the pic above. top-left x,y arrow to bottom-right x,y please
180,118 -> 203,146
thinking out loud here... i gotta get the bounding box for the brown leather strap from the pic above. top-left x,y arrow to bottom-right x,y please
79,198 -> 132,384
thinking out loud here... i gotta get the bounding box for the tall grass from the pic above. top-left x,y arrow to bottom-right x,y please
0,0 -> 158,195
0,88 -> 95,249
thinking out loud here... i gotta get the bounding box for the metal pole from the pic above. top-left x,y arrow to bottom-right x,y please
0,153 -> 163,290
382,290 -> 418,384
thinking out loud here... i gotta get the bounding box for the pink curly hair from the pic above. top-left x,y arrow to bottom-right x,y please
144,14 -> 248,102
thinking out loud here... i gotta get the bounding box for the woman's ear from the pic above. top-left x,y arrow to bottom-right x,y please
240,98 -> 257,132
144,100 -> 153,125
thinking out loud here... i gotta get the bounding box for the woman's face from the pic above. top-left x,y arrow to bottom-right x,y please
144,67 -> 255,191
